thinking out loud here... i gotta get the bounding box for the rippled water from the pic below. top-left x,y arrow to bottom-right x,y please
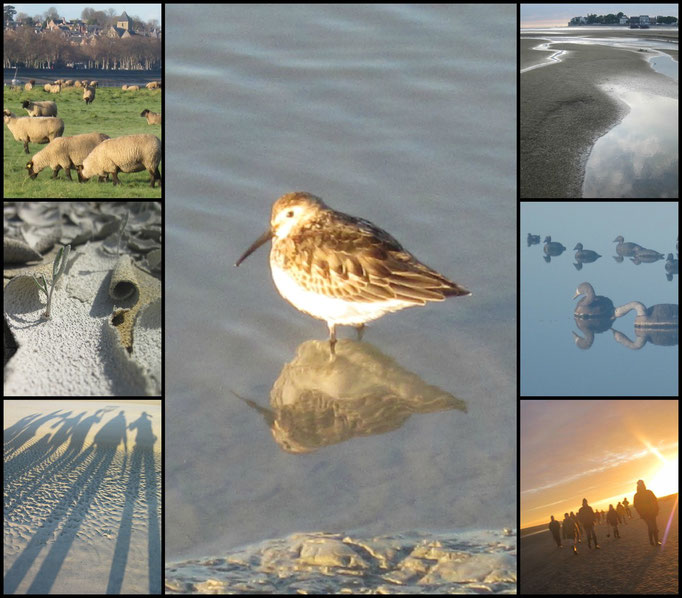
165,3 -> 516,570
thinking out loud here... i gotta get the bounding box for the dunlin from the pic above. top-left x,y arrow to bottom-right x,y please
235,192 -> 471,350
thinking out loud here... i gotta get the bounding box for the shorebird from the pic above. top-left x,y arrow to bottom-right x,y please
235,192 -> 471,351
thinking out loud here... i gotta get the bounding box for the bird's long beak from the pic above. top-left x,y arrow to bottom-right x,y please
235,228 -> 273,267
573,290 -> 580,299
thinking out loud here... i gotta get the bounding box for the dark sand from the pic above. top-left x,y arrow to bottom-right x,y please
520,33 -> 678,198
520,494 -> 679,594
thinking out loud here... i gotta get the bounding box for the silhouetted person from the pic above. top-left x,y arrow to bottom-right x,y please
616,502 -> 627,524
606,504 -> 620,539
570,511 -> 582,543
565,512 -> 580,554
634,480 -> 660,546
622,497 -> 632,519
549,515 -> 562,548
562,513 -> 571,539
578,498 -> 600,549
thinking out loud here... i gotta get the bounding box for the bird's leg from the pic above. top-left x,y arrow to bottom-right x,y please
328,323 -> 337,355
355,323 -> 365,341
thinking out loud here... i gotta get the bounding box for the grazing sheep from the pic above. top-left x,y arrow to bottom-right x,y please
121,84 -> 128,90
145,81 -> 161,89
78,134 -> 162,187
89,81 -> 98,87
63,79 -> 74,87
125,85 -> 140,91
26,132 -> 110,180
83,86 -> 96,104
22,100 -> 58,117
3,110 -> 64,154
74,80 -> 83,88
140,109 -> 161,125
43,83 -> 61,93
24,79 -> 36,91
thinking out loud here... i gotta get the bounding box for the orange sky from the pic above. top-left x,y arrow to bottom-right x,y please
521,400 -> 678,529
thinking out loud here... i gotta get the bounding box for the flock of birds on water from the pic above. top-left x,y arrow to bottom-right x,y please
526,234 -> 678,328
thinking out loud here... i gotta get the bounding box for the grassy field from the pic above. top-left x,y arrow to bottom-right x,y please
3,85 -> 162,198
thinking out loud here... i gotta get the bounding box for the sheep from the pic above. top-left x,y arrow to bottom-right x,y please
89,81 -> 98,87
63,79 -> 74,87
125,85 -> 140,91
83,86 -> 96,104
145,81 -> 161,89
3,110 -> 64,154
24,79 -> 36,91
21,100 -> 58,117
140,109 -> 161,125
74,80 -> 83,88
121,84 -> 128,90
78,134 -> 161,187
43,83 -> 61,93
26,132 -> 110,181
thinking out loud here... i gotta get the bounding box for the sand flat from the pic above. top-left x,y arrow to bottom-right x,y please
520,494 -> 679,594
4,400 -> 161,594
520,35 -> 678,198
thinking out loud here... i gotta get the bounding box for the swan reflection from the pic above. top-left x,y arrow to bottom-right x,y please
238,339 -> 467,453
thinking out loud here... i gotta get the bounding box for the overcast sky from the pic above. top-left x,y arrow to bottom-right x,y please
521,400 -> 678,529
8,4 -> 161,24
521,3 -> 679,28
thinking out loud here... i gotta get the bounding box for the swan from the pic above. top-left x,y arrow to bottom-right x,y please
613,302 -> 678,327
574,282 -> 614,318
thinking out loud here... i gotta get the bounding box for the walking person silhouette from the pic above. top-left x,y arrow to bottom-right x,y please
634,479 -> 661,546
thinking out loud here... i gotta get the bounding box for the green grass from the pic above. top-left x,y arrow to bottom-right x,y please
4,85 -> 162,198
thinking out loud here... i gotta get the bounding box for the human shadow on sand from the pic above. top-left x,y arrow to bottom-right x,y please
3,408 -> 160,594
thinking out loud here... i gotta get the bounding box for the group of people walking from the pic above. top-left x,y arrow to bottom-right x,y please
547,480 -> 661,554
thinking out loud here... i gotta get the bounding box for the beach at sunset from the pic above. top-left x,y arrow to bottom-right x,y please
520,494 -> 678,594
521,400 -> 678,594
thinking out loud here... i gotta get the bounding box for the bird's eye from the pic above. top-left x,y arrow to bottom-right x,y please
286,210 -> 294,218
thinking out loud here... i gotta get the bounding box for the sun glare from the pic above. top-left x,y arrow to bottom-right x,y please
648,457 -> 679,498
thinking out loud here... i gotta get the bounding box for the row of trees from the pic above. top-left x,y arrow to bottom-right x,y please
3,28 -> 161,70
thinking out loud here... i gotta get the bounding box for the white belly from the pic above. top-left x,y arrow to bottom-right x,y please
270,264 -> 412,326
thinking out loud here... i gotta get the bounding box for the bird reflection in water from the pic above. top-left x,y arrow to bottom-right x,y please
233,339 -> 467,453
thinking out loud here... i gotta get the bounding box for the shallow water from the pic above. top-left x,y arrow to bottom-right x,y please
166,4 -> 516,563
582,86 -> 678,198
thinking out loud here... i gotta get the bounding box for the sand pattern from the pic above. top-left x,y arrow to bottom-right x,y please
166,529 -> 516,594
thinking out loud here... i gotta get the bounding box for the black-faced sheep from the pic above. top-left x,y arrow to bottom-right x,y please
26,132 -> 110,180
22,100 -> 58,117
24,79 -> 36,91
77,134 -> 162,188
140,109 -> 162,125
83,86 -> 96,104
3,110 -> 65,154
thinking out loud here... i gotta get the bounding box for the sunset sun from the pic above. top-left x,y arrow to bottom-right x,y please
647,457 -> 679,498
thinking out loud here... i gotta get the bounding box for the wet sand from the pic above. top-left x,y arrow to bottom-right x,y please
520,33 -> 678,198
520,494 -> 679,594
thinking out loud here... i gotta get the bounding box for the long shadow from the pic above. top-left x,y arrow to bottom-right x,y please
106,411 -> 160,594
4,411 -> 128,594
4,410 -> 108,515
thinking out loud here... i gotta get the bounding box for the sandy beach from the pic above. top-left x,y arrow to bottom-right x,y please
520,31 -> 678,198
520,494 -> 678,594
4,400 -> 161,594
